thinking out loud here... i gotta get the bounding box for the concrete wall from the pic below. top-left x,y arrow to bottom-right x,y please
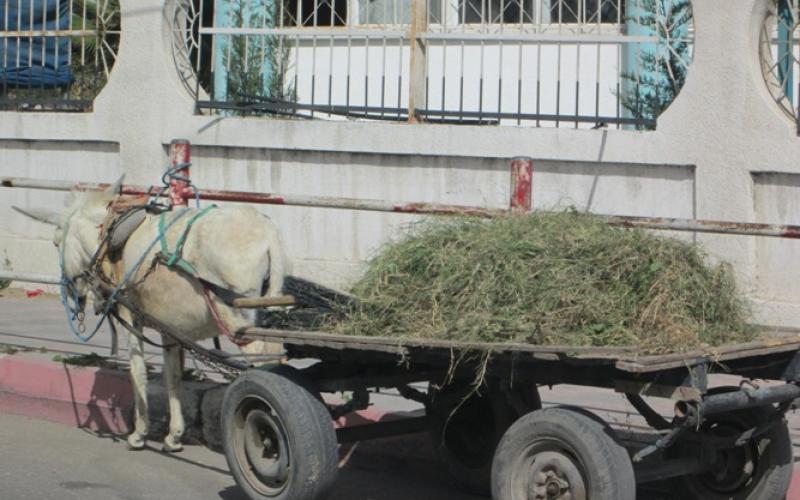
1,0 -> 799,327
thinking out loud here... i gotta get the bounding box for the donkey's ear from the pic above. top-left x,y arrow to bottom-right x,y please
105,174 -> 125,196
12,206 -> 62,227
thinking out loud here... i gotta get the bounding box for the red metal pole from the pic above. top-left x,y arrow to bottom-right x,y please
168,139 -> 193,207
6,175 -> 800,239
510,156 -> 533,213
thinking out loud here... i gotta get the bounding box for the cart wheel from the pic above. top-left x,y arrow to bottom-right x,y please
667,387 -> 793,500
491,407 -> 636,500
429,380 -> 541,495
222,368 -> 338,500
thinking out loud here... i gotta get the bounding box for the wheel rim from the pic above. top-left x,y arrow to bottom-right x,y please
232,396 -> 291,497
686,418 -> 759,497
512,439 -> 587,500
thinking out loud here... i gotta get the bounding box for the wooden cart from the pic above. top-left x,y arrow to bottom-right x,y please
218,325 -> 800,500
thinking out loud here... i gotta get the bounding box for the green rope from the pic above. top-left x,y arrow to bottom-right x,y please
158,205 -> 217,276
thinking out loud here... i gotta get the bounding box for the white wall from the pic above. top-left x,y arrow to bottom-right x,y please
1,0 -> 799,329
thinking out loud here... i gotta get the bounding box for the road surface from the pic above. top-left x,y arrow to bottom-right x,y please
0,291 -> 797,499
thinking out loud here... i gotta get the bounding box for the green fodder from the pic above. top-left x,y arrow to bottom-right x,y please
335,212 -> 756,352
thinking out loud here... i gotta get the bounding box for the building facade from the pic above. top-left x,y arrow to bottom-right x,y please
1,0 -> 800,328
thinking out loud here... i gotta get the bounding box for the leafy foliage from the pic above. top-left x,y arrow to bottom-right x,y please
619,0 -> 693,129
222,0 -> 295,113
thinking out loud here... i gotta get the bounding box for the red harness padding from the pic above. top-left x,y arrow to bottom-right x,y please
202,286 -> 252,346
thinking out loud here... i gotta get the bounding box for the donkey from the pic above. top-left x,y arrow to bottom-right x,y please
16,179 -> 285,452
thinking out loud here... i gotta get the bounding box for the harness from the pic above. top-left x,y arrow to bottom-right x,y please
154,205 -> 253,347
60,205 -> 194,344
157,205 -> 216,277
60,201 -> 253,351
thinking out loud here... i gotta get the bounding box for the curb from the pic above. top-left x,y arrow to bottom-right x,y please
791,469 -> 800,500
0,353 -> 133,434
0,353 -> 402,443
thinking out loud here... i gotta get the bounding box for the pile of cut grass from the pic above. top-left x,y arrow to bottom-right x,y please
335,212 -> 755,352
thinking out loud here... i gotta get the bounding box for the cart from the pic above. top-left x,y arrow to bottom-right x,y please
218,324 -> 800,500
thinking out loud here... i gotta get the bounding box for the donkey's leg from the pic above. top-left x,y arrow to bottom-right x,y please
123,311 -> 149,450
161,341 -> 185,452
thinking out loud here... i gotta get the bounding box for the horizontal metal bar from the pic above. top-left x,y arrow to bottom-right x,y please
634,457 -> 704,484
701,383 -> 800,416
606,215 -> 800,239
419,33 -> 658,44
198,27 -> 655,44
416,108 -> 651,126
0,176 -> 502,217
336,416 -> 431,443
0,30 -> 114,38
198,100 -> 649,128
4,176 -> 800,238
0,271 -> 60,285
199,26 -> 407,38
202,99 -> 409,117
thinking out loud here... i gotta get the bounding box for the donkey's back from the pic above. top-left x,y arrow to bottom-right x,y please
116,204 -> 285,341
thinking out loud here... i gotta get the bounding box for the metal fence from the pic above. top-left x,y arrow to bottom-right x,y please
175,0 -> 694,129
760,0 -> 800,132
0,0 -> 121,111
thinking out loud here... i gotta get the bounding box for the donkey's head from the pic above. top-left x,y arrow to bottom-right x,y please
13,177 -> 124,303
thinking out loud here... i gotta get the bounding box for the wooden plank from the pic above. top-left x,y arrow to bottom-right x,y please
233,295 -> 296,308
242,327 -> 800,374
242,327 -> 636,355
614,337 -> 800,373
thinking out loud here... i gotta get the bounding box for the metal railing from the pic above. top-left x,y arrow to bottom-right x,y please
0,0 -> 121,111
760,0 -> 800,132
174,0 -> 694,129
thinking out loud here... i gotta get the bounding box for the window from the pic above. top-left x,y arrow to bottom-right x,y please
283,0 -> 347,26
460,0 -> 534,24
550,0 -> 623,24
0,0 -> 121,111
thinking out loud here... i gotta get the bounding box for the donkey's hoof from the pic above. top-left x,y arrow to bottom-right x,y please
162,436 -> 183,453
126,434 -> 146,450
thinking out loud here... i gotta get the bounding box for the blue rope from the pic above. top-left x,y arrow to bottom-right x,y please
150,162 -> 200,209
59,208 -> 193,343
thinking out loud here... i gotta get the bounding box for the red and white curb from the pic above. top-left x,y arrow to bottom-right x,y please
0,353 -> 134,434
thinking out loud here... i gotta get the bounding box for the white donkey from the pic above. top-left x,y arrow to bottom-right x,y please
17,180 -> 285,452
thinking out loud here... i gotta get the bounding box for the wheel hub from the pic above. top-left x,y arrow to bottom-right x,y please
527,451 -> 586,500
234,400 -> 292,496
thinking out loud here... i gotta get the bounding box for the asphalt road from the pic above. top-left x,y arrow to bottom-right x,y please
0,291 -> 798,499
0,412 -> 478,500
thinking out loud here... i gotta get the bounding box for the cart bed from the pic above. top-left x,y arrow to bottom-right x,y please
244,325 -> 800,376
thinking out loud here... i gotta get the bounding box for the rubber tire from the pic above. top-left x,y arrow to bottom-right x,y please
491,407 -> 636,500
667,387 -> 794,500
222,368 -> 339,500
429,380 -> 541,496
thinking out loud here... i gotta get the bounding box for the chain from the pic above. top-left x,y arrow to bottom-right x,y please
137,312 -> 247,377
90,276 -> 246,378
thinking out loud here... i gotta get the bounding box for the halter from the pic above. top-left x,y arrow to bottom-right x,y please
58,208 -> 102,342
59,202 -> 196,343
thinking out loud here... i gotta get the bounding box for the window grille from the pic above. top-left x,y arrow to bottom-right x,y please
174,0 -> 693,129
760,0 -> 800,132
0,0 -> 121,111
